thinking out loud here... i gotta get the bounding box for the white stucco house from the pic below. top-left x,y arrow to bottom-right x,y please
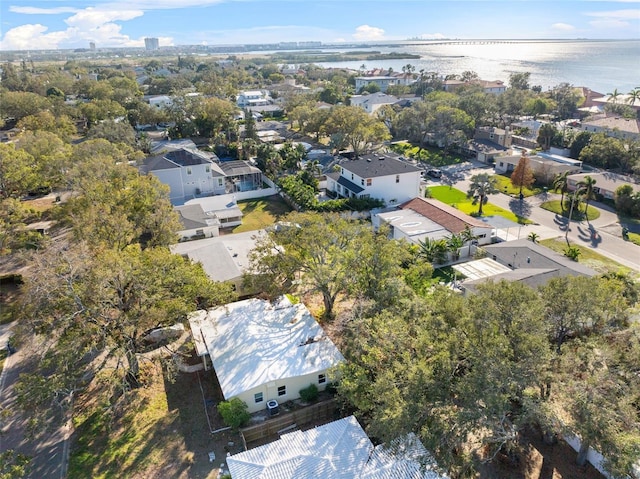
227,415 -> 448,479
374,197 -> 494,260
349,92 -> 399,114
188,296 -> 344,413
567,172 -> 640,200
581,116 -> 640,141
354,76 -> 401,93
326,154 -> 422,205
237,90 -> 270,107
147,95 -> 173,109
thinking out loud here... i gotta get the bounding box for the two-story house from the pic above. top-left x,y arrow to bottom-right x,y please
236,90 -> 270,108
325,154 -> 421,205
139,148 -> 226,203
354,76 -> 401,93
464,126 -> 513,163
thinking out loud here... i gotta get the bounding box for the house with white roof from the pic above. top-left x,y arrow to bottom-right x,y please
494,153 -> 581,185
237,90 -> 270,108
350,92 -> 399,114
326,154 -> 422,205
443,79 -> 506,95
171,230 -> 260,294
227,415 -> 447,479
188,296 -> 344,413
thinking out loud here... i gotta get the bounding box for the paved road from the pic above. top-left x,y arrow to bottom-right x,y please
0,330 -> 70,479
432,163 -> 640,272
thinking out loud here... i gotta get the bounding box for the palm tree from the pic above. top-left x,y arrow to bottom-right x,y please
417,237 -> 448,264
552,171 -> 569,210
627,87 -> 640,106
528,232 -> 540,243
606,88 -> 621,104
578,175 -> 597,221
467,173 -> 499,216
446,233 -> 465,262
460,226 -> 478,257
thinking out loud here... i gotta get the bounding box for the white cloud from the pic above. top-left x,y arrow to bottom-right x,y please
417,33 -> 447,40
352,25 -> 385,41
584,9 -> 640,19
589,19 -> 631,29
9,6 -> 80,15
551,22 -> 576,31
0,24 -> 67,50
64,8 -> 144,29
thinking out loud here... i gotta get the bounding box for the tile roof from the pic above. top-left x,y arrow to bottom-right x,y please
399,197 -> 488,234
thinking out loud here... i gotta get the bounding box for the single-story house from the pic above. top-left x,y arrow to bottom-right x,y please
174,204 -> 220,240
349,92 -> 399,114
494,154 -> 581,184
581,116 -> 640,141
567,172 -> 640,200
374,197 -> 494,260
459,239 -> 597,294
227,415 -> 447,479
170,229 -> 259,294
188,296 -> 344,413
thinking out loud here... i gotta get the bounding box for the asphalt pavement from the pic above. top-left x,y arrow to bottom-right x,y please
441,164 -> 640,272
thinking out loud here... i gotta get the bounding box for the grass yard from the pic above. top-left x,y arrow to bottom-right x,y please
428,186 -> 532,224
627,232 -> 640,246
539,200 -> 600,222
232,195 -> 293,233
539,238 -> 633,275
389,142 -> 467,167
492,174 -> 544,198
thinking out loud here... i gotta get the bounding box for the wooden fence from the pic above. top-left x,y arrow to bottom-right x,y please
240,399 -> 337,446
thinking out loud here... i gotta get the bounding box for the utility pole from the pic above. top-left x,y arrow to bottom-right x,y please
565,188 -> 579,245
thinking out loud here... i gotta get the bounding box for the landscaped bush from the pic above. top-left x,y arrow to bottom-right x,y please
217,398 -> 250,429
299,383 -> 319,403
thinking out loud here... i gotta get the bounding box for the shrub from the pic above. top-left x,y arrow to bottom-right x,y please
299,383 -> 319,403
217,398 -> 250,429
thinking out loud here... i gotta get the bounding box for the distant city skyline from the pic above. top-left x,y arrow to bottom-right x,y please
1,0 -> 639,51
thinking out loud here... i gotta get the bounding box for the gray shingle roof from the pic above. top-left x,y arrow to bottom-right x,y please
338,154 -> 422,178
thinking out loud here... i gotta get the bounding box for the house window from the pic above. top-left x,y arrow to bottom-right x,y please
318,374 -> 326,384
361,179 -> 364,186
351,173 -> 354,180
341,168 -> 344,175
217,178 -> 223,187
366,178 -> 372,186
489,133 -> 494,139
205,166 -> 210,173
186,167 -> 192,175
277,385 -> 286,396
254,392 -> 263,403
395,175 -> 400,183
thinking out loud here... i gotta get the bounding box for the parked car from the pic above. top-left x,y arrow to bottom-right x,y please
426,169 -> 443,179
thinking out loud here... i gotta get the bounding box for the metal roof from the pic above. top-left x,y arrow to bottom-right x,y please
188,297 -> 344,400
227,416 -> 447,479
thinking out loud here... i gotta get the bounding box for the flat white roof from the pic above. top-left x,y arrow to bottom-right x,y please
452,257 -> 513,281
188,297 -> 344,400
227,415 -> 447,479
378,209 -> 449,240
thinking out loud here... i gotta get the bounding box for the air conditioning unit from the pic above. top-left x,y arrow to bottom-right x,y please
266,399 -> 279,417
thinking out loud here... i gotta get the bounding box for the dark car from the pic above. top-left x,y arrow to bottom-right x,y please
426,169 -> 443,179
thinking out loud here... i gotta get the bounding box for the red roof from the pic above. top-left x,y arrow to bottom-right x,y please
399,197 -> 488,234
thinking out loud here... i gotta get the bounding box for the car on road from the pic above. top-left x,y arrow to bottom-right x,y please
426,169 -> 443,179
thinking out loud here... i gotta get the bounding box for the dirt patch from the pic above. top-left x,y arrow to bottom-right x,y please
477,428 -> 605,479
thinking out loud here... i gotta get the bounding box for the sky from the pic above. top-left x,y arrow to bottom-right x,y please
1,0 -> 639,51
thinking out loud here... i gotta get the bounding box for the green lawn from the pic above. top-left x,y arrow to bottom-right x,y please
232,195 -> 293,233
428,186 -> 533,224
492,174 -> 544,198
539,238 -> 633,275
626,232 -> 640,247
539,200 -> 600,221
